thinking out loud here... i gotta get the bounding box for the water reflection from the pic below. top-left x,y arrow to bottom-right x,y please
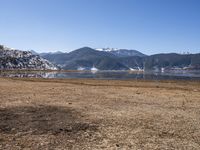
0,70 -> 200,80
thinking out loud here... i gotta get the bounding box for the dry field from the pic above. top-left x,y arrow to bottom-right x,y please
0,77 -> 200,149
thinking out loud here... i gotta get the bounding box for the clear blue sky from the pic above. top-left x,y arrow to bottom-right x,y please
0,0 -> 200,54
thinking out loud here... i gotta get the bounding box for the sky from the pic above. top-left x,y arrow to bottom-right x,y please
0,0 -> 200,54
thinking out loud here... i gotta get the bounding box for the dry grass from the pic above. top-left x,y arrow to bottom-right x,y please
0,77 -> 200,149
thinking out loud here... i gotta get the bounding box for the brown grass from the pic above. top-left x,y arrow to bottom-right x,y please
0,77 -> 200,149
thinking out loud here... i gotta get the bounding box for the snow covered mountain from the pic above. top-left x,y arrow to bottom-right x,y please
95,48 -> 146,57
95,48 -> 119,52
0,45 -> 58,70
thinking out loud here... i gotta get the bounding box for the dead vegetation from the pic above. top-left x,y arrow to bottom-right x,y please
0,78 -> 200,149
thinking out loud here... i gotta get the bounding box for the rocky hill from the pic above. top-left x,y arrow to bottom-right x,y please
0,45 -> 58,70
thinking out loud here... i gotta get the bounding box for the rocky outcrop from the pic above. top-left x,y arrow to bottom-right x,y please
0,45 -> 58,70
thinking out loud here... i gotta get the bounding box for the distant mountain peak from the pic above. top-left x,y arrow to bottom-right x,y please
29,50 -> 38,55
95,48 -> 146,57
95,48 -> 119,52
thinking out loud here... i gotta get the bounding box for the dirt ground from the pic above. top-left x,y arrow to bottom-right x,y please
0,77 -> 200,150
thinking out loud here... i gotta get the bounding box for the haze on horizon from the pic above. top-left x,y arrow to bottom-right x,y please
0,0 -> 200,55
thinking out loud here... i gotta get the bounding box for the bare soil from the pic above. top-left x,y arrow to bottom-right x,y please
0,78 -> 200,149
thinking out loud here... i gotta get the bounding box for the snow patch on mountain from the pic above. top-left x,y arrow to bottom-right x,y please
95,48 -> 146,57
95,48 -> 119,52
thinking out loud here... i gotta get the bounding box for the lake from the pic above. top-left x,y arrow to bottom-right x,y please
0,70 -> 200,80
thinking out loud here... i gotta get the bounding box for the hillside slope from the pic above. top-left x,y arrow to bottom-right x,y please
0,45 -> 58,70
144,53 -> 200,70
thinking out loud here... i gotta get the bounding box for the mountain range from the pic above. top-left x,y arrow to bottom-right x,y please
41,47 -> 200,71
0,45 -> 200,71
41,47 -> 145,70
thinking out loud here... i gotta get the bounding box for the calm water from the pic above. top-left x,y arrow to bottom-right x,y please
0,70 -> 200,80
